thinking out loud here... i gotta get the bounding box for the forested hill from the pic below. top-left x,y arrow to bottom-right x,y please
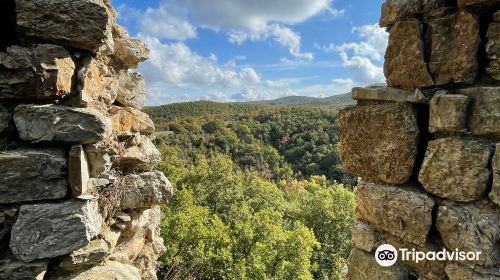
250,92 -> 354,109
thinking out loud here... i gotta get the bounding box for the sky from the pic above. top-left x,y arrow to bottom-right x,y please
111,0 -> 387,105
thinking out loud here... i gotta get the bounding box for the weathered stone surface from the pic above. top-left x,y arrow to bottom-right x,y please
419,138 -> 492,202
491,143 -> 500,206
0,105 -> 12,133
110,106 -> 155,136
117,134 -> 160,172
380,0 -> 448,27
384,20 -> 434,90
69,145 -> 90,197
10,200 -> 101,262
57,261 -> 141,280
77,56 -> 119,106
120,171 -> 173,210
84,144 -> 113,178
347,248 -> 411,280
0,257 -> 48,280
428,12 -> 480,86
339,102 -> 419,185
116,72 -> 147,109
59,239 -> 110,271
0,148 -> 68,204
113,38 -> 150,69
0,44 -> 75,100
352,86 -> 428,103
14,104 -> 112,144
355,181 -> 434,246
429,93 -> 470,134
487,23 -> 500,79
15,0 -> 114,53
437,200 -> 500,267
446,263 -> 500,280
458,0 -> 500,9
456,87 -> 500,138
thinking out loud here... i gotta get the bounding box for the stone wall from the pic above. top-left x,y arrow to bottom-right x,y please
0,1 -> 172,279
341,1 -> 500,280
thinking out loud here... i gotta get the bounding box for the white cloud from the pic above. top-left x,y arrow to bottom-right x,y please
139,2 -> 197,41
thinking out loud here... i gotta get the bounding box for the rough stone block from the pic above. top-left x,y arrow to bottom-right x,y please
59,239 -> 111,271
84,144 -> 113,178
339,102 -> 419,185
429,93 -> 470,134
116,72 -> 147,109
0,148 -> 68,204
486,22 -> 500,80
355,181 -> 434,246
0,45 -> 75,100
446,263 -> 500,280
380,0 -> 449,27
110,106 -> 155,136
0,257 -> 48,280
113,38 -> 150,69
59,261 -> 141,280
14,104 -> 111,144
10,200 -> 101,262
384,20 -> 434,90
456,87 -> 500,139
352,86 -> 428,103
120,171 -> 173,210
15,0 -> 114,53
491,143 -> 500,206
458,0 -> 500,9
437,200 -> 500,267
77,56 -> 119,106
117,134 -> 160,172
69,145 -> 91,197
419,138 -> 492,202
347,248 -> 411,280
0,104 -> 12,133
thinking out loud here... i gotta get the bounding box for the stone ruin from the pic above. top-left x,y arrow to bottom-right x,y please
341,0 -> 500,279
0,0 -> 173,279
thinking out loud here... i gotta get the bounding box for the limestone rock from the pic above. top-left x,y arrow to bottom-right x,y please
456,87 -> 500,139
14,104 -> 112,144
446,263 -> 500,280
458,0 -> 500,9
85,144 -> 113,178
69,145 -> 91,197
10,200 -> 101,262
355,181 -> 434,246
117,134 -> 161,172
15,0 -> 114,53
53,261 -> 141,280
486,23 -> 500,79
491,143 -> 500,206
352,86 -> 428,103
428,12 -> 480,86
419,138 -> 492,202
113,38 -> 150,69
429,93 -> 470,134
437,200 -> 500,267
0,257 -> 48,280
380,0 -> 449,27
116,72 -> 147,109
120,171 -> 173,210
347,248 -> 411,280
0,44 -> 75,100
339,102 -> 419,185
110,106 -> 155,136
0,148 -> 68,204
384,20 -> 434,90
59,239 -> 110,271
77,56 -> 119,106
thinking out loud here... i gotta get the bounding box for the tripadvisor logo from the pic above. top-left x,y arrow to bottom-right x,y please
375,244 -> 482,267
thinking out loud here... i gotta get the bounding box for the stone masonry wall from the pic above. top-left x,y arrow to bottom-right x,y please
341,1 -> 500,280
0,1 -> 173,279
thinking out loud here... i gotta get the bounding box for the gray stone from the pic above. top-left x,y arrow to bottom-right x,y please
84,144 -> 113,178
437,200 -> 500,267
116,72 -> 147,109
380,0 -> 449,27
118,134 -> 161,172
0,105 -> 12,133
351,86 -> 428,103
494,10 -> 500,22
456,87 -> 500,139
69,145 -> 90,197
0,257 -> 48,280
15,0 -> 114,53
14,104 -> 112,144
446,263 -> 500,280
120,171 -> 173,209
347,248 -> 411,280
491,143 -> 500,206
0,148 -> 68,204
339,102 -> 419,185
355,181 -> 434,246
419,138 -> 492,202
113,38 -> 150,69
0,44 -> 75,100
429,93 -> 470,134
59,239 -> 110,271
10,200 -> 101,262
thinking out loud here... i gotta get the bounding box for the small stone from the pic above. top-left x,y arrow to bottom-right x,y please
117,134 -> 161,172
0,257 -> 48,280
380,0 -> 449,27
59,239 -> 110,271
429,93 -> 470,134
88,178 -> 111,188
347,248 -> 411,280
113,223 -> 127,230
113,38 -> 150,69
437,200 -> 500,267
355,181 -> 434,246
85,144 -> 113,178
456,87 -> 500,139
120,171 -> 173,210
69,145 -> 91,197
494,10 -> 500,22
102,227 -> 121,252
10,200 -> 101,262
14,104 -> 112,144
419,138 -> 492,202
116,72 -> 147,109
3,209 -> 17,217
110,106 -> 155,136
351,86 -> 428,103
446,263 -> 500,280
115,212 -> 132,223
491,143 -> 500,206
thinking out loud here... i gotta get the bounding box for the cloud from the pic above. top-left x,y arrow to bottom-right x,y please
140,3 -> 197,41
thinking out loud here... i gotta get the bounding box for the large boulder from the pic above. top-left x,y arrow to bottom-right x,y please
0,148 -> 68,204
0,256 -> 48,280
10,200 -> 101,262
339,102 -> 419,185
112,38 -> 150,69
120,171 -> 173,210
456,87 -> 500,139
0,45 -> 75,100
116,72 -> 147,109
437,200 -> 500,267
110,106 -> 155,136
429,93 -> 470,134
15,0 -> 114,53
355,181 -> 434,246
347,248 -> 411,280
419,138 -> 492,202
491,143 -> 500,206
14,104 -> 111,144
116,134 -> 160,172
380,0 -> 449,27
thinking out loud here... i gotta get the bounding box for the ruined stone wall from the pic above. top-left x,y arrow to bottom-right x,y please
341,1 -> 500,279
0,1 -> 172,279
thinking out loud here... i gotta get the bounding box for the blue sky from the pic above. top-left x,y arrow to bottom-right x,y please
111,0 -> 387,105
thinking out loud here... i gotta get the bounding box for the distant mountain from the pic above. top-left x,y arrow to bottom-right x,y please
248,92 -> 355,110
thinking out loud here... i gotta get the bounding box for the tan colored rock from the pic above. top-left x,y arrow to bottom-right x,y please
446,263 -> 500,280
458,0 -> 500,9
110,106 -> 155,136
77,56 -> 119,106
347,248 -> 411,280
456,87 -> 500,139
117,134 -> 160,172
120,171 -> 173,210
69,145 -> 91,197
339,102 -> 419,185
84,144 -> 113,178
486,22 -> 500,79
437,200 -> 500,267
355,181 -> 434,246
0,44 -> 74,100
0,256 -> 48,280
419,138 -> 492,202
429,93 -> 470,134
116,72 -> 147,109
59,239 -> 110,271
380,0 -> 449,27
113,38 -> 150,69
491,143 -> 500,206
428,12 -> 480,86
56,261 -> 141,280
384,20 -> 434,90
352,86 -> 428,103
